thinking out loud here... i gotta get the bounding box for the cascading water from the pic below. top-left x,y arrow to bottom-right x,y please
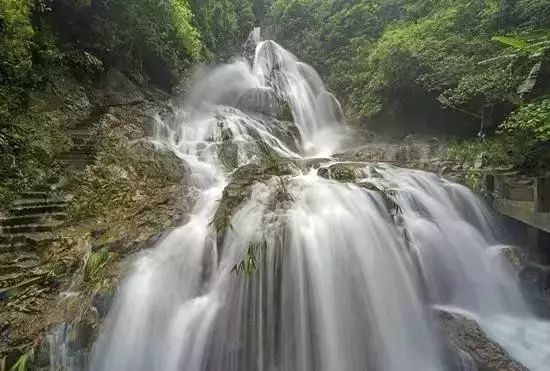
89,33 -> 550,371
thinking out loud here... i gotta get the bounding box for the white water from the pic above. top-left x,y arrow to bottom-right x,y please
89,35 -> 550,371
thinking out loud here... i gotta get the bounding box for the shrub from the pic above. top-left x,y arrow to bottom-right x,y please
499,98 -> 550,143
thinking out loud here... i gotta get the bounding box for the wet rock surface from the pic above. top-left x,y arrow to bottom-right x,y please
213,164 -> 273,239
237,88 -> 281,118
435,309 -> 528,371
519,263 -> 550,318
0,70 -> 190,369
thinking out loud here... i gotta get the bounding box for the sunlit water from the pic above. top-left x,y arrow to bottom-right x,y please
87,35 -> 550,371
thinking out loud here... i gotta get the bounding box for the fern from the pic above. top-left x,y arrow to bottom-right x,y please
84,249 -> 112,283
492,36 -> 529,49
9,349 -> 34,371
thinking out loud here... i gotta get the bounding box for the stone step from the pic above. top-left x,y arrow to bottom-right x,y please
31,184 -> 55,193
45,175 -> 61,185
0,234 -> 53,249
0,241 -> 35,253
0,253 -> 40,274
72,135 -> 94,143
9,204 -> 67,216
11,199 -> 67,208
58,157 -> 92,170
20,191 -> 50,200
0,273 -> 49,301
0,234 -> 32,245
57,152 -> 95,160
69,128 -> 95,136
0,213 -> 67,226
1,222 -> 63,235
71,144 -> 96,153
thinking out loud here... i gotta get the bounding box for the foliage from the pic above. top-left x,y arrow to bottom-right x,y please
70,137 -> 183,220
9,348 -> 34,371
190,0 -> 263,59
266,0 -> 550,173
0,0 -> 260,206
0,0 -> 34,121
499,98 -> 550,143
231,240 -> 267,275
267,0 -> 549,125
84,248 -> 112,284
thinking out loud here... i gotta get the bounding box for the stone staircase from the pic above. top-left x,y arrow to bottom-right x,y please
57,127 -> 98,170
0,113 -> 100,304
0,185 -> 68,301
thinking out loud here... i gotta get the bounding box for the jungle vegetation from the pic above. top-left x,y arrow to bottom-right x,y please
266,0 -> 550,171
1,0 -> 549,204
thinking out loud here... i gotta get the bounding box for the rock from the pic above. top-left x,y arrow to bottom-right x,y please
92,292 -> 113,319
99,69 -> 145,107
213,164 -> 272,238
236,88 -> 282,118
258,118 -> 301,153
317,163 -> 362,182
498,246 -> 528,275
218,142 -> 239,169
242,27 -> 261,63
435,308 -> 527,370
217,125 -> 239,170
278,101 -> 294,121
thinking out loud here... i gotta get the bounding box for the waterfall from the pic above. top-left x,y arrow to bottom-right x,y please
89,33 -> 550,371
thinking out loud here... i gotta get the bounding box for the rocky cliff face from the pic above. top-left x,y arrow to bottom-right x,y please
435,309 -> 528,371
0,70 -> 192,370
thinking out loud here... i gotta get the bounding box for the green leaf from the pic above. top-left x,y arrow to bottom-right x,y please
491,36 -> 528,49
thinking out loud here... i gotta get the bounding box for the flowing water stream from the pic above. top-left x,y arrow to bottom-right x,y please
88,33 -> 550,371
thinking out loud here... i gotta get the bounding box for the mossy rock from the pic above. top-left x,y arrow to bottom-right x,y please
357,181 -> 401,215
256,141 -> 297,176
218,141 -> 239,169
277,101 -> 293,122
213,164 -> 272,237
317,163 -> 363,182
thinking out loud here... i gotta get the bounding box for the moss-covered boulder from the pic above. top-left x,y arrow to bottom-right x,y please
213,164 -> 271,238
435,308 -> 528,370
237,88 -> 280,117
317,162 -> 364,182
217,125 -> 239,170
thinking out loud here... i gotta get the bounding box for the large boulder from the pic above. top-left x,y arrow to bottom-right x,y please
99,69 -> 145,107
317,162 -> 361,182
236,88 -> 285,118
435,308 -> 527,371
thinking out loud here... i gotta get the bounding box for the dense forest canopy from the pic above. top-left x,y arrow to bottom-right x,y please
1,0 -> 549,203
268,0 -> 549,128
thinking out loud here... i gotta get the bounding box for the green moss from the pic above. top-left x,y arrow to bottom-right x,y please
317,163 -> 360,182
213,164 -> 270,236
218,141 -> 239,169
69,116 -> 185,220
277,101 -> 294,122
9,348 -> 34,371
256,141 -> 295,176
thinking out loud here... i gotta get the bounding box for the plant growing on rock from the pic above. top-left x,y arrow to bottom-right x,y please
231,240 -> 267,276
499,98 -> 550,143
9,348 -> 34,371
